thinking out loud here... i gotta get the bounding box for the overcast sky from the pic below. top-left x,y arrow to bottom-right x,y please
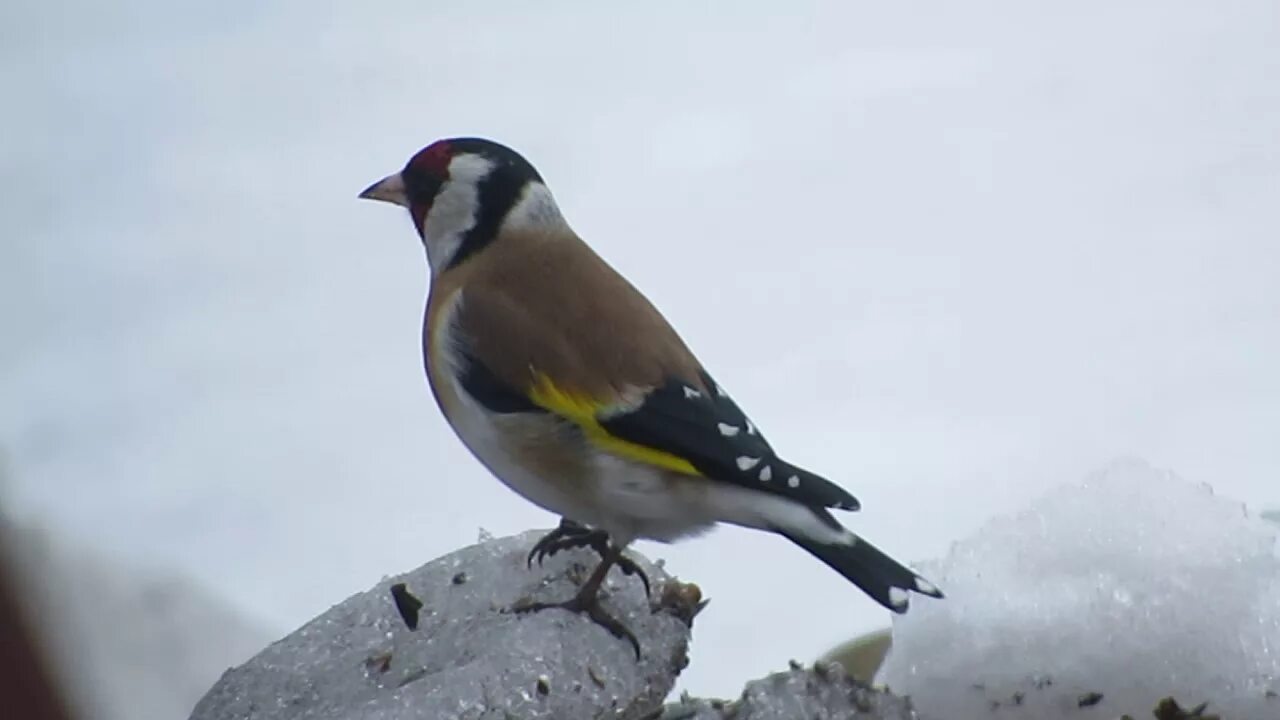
2,0 -> 1278,698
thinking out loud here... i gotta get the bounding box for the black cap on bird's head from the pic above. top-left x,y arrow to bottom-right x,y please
359,138 -> 554,272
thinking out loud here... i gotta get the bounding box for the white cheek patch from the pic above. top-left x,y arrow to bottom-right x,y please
420,154 -> 495,272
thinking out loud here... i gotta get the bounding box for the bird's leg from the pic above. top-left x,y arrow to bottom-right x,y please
513,543 -> 642,658
526,519 -> 651,597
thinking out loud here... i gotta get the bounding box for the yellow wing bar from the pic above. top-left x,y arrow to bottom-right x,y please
527,374 -> 701,476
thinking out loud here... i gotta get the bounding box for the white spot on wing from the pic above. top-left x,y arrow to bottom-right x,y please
888,587 -> 909,610
718,422 -> 740,437
736,456 -> 760,471
915,577 -> 940,596
745,419 -> 757,435
715,383 -> 728,397
787,475 -> 800,488
758,465 -> 772,481
683,386 -> 702,399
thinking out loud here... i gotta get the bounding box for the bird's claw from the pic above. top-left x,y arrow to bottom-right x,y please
612,554 -> 651,598
512,594 -> 641,659
526,520 -> 651,597
526,519 -> 597,568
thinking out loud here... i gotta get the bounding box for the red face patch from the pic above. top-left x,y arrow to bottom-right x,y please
407,140 -> 453,178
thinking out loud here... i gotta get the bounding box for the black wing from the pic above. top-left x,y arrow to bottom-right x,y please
600,372 -> 861,512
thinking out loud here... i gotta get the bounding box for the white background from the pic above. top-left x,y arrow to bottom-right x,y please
3,0 -> 1278,698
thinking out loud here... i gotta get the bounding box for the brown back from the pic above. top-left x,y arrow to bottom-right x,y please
430,228 -> 707,402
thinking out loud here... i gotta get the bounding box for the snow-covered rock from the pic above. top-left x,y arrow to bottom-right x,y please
880,459 -> 1280,719
659,664 -> 919,719
190,530 -> 928,720
190,530 -> 699,720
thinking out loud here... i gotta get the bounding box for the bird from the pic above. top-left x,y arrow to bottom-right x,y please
358,137 -> 942,655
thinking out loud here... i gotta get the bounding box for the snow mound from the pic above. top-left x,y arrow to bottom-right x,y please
189,530 -> 697,720
880,459 -> 1280,719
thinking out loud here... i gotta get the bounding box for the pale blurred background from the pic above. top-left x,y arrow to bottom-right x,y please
2,0 -> 1278,717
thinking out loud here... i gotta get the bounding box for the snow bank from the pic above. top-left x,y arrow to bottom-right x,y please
880,459 -> 1280,719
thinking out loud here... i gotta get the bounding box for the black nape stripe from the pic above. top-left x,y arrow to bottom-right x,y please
444,139 -> 544,271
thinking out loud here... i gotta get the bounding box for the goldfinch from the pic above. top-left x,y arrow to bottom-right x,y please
359,138 -> 941,654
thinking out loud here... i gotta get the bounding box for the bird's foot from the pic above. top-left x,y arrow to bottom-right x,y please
608,554 -> 651,598
512,591 -> 641,659
526,519 -> 600,566
526,520 -> 651,597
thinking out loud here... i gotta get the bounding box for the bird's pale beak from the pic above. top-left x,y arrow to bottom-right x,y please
358,173 -> 408,207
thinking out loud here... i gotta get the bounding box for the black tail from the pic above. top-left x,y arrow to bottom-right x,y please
784,532 -> 943,613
